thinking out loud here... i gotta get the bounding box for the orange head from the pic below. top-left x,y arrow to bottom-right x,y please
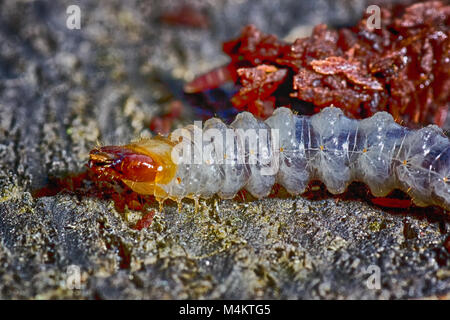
88,146 -> 159,182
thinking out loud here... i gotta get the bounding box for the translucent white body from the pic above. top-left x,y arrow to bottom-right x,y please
157,107 -> 450,210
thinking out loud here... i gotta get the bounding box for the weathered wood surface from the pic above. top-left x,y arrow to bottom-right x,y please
0,0 -> 448,299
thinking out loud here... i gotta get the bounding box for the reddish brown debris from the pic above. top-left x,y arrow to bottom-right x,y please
189,1 -> 449,126
184,63 -> 238,93
150,100 -> 185,135
231,64 -> 287,118
310,57 -> 383,91
160,4 -> 209,29
444,234 -> 450,254
370,197 -> 412,209
133,211 -> 156,230
33,170 -> 158,223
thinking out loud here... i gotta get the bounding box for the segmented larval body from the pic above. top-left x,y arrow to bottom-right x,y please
89,107 -> 450,210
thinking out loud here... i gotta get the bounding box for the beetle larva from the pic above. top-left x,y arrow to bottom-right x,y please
88,107 -> 450,211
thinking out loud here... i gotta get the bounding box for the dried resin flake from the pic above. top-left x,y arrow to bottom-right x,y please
188,1 -> 450,126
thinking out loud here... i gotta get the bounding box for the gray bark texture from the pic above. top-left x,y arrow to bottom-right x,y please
0,0 -> 448,299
